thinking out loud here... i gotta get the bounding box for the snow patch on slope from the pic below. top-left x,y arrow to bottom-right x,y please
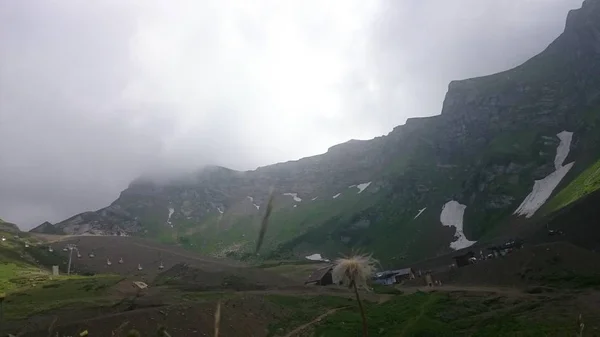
554,131 -> 573,169
283,193 -> 302,202
414,207 -> 426,219
440,201 -> 476,250
514,162 -> 574,218
356,182 -> 372,193
247,196 -> 260,210
332,193 -> 341,199
305,253 -> 330,262
514,131 -> 575,218
167,207 -> 174,227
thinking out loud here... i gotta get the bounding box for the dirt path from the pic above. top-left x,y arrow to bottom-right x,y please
281,307 -> 348,337
240,288 -> 391,304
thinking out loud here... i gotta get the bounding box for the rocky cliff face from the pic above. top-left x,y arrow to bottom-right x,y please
40,0 -> 600,265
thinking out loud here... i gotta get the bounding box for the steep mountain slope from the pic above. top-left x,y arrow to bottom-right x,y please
40,0 -> 600,264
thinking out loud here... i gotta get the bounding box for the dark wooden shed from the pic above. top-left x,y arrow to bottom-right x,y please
305,266 -> 334,286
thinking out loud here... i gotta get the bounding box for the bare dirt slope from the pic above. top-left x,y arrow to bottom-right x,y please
30,235 -> 297,294
529,189 -> 600,252
154,262 -> 296,291
45,236 -> 246,279
417,242 -> 600,288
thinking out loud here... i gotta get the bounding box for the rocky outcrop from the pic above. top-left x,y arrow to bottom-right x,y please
51,205 -> 141,235
0,218 -> 20,233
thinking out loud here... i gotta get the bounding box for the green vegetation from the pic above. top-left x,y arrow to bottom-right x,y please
179,291 -> 239,302
371,284 -> 403,295
171,189 -> 384,261
0,233 -> 121,320
0,220 -> 19,233
2,275 -> 121,320
265,295 -> 355,336
536,270 -> 600,289
0,264 -> 50,293
545,158 -> 600,213
313,292 -> 580,337
0,234 -> 74,297
0,231 -> 70,293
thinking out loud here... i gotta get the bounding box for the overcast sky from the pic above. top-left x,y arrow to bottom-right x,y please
0,0 -> 584,228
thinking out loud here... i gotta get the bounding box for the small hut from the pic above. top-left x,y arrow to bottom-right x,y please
305,266 -> 334,286
372,268 -> 415,285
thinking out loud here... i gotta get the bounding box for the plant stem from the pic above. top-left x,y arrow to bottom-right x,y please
352,281 -> 369,337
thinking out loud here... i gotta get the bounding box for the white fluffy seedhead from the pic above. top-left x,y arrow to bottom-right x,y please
332,254 -> 378,289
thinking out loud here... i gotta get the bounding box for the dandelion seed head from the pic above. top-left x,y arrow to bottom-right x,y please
332,254 -> 378,289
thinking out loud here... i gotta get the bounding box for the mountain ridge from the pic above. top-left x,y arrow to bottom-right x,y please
34,0 -> 600,265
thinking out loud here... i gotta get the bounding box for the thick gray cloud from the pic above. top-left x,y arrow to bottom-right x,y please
0,0 -> 584,228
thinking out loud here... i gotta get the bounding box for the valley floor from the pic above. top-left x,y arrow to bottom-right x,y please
2,282 -> 599,337
1,234 -> 600,336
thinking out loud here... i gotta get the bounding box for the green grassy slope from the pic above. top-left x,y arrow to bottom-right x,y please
0,229 -> 122,324
313,292 -> 587,337
0,218 -> 20,233
139,123 -> 600,267
545,158 -> 600,213
0,230 -> 70,292
2,275 -> 121,320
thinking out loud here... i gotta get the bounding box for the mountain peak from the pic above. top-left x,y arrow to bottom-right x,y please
441,0 -> 600,121
566,0 -> 600,34
29,221 -> 58,234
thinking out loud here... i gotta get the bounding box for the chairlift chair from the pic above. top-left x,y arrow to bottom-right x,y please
138,264 -> 143,271
48,246 -> 53,252
89,252 -> 95,258
158,262 -> 164,270
106,258 -> 112,266
118,257 -> 124,264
